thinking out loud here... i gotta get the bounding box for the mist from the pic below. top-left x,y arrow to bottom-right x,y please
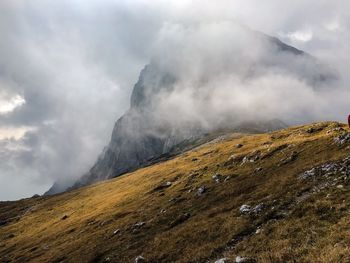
1,0 -> 350,200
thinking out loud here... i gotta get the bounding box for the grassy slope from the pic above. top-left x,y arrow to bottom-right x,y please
1,122 -> 350,263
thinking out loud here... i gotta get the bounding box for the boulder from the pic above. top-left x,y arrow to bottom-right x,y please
239,204 -> 264,215
153,181 -> 172,191
239,205 -> 251,214
197,186 -> 206,196
133,222 -> 146,229
212,174 -> 223,183
135,255 -> 146,263
235,256 -> 256,263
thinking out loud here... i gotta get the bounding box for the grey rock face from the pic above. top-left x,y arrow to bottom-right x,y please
72,65 -> 202,188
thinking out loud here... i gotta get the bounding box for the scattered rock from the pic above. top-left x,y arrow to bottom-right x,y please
192,158 -> 198,162
252,204 -> 265,214
169,196 -> 185,204
189,172 -> 199,177
212,173 -> 223,183
169,213 -> 191,228
132,222 -> 146,233
334,133 -> 350,145
224,155 -> 237,166
197,186 -> 206,196
306,125 -> 324,134
42,244 -> 49,250
133,222 -> 145,229
306,128 -> 315,134
261,144 -> 288,160
300,157 -> 350,180
337,185 -> 344,189
224,176 -> 231,182
61,215 -> 69,220
241,151 -> 260,165
235,256 -> 256,263
236,144 -> 243,148
327,127 -> 345,134
113,229 -> 120,235
135,255 -> 146,263
153,181 -> 172,191
241,156 -> 249,165
239,204 -> 265,215
254,167 -> 263,173
239,205 -> 251,214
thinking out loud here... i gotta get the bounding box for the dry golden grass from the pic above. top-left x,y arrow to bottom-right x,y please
1,122 -> 350,263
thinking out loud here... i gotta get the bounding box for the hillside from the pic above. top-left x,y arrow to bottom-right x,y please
1,121 -> 350,263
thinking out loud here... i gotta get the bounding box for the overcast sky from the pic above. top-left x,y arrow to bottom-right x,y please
1,0 -> 350,200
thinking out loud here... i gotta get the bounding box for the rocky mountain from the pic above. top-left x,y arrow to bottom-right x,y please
46,26 -> 335,194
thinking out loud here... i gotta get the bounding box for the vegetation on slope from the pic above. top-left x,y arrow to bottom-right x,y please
1,122 -> 350,263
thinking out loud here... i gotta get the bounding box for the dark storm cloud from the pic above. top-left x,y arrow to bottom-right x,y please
0,0 -> 350,200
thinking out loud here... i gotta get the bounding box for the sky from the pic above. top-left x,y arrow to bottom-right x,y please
1,0 -> 350,200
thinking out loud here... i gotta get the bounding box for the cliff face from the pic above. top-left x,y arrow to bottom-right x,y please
48,27 -> 335,193
72,64 -> 203,188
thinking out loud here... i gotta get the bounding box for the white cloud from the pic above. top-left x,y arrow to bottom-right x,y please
280,29 -> 313,43
0,126 -> 35,140
0,95 -> 25,114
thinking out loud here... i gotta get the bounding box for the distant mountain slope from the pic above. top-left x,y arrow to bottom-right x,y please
47,25 -> 335,194
2,122 -> 350,262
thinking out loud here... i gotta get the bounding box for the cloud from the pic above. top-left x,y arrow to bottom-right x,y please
146,21 -> 340,132
0,95 -> 25,115
281,29 -> 314,43
0,0 -> 350,200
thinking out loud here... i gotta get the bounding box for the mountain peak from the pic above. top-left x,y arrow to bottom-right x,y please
48,28 -> 335,194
